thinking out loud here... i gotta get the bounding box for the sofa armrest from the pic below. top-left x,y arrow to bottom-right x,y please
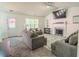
32,36 -> 47,50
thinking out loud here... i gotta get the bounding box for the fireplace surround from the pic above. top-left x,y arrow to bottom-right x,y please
55,28 -> 63,36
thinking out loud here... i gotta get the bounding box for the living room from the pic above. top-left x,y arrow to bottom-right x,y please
0,2 -> 79,57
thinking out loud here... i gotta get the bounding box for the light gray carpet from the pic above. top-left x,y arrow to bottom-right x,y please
2,34 -> 64,57
44,34 -> 64,50
11,46 -> 55,57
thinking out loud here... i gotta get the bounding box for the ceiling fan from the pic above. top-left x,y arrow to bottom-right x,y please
43,2 -> 55,6
43,2 -> 58,10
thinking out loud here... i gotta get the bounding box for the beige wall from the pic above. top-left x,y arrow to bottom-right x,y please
0,11 -> 45,40
6,12 -> 45,36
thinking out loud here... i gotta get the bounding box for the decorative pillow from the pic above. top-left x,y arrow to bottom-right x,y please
65,38 -> 69,43
69,33 -> 78,46
29,28 -> 43,38
30,31 -> 38,38
65,33 -> 73,43
36,30 -> 43,35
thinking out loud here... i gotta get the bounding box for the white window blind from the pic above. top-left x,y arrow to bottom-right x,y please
25,18 -> 39,30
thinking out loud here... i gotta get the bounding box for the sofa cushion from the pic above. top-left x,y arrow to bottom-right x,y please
69,33 -> 78,46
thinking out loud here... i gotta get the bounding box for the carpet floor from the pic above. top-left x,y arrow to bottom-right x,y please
10,46 -> 56,57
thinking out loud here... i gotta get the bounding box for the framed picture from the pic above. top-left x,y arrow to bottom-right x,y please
73,15 -> 79,23
44,28 -> 50,34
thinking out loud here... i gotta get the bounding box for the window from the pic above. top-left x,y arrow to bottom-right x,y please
8,18 -> 16,29
0,19 -> 7,39
25,18 -> 39,30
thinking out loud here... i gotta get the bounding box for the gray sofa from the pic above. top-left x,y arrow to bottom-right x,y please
23,28 -> 47,50
32,35 -> 47,50
51,31 -> 78,57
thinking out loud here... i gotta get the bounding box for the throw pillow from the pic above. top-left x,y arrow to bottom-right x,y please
30,32 -> 38,38
36,30 -> 43,35
65,38 -> 69,43
69,33 -> 78,46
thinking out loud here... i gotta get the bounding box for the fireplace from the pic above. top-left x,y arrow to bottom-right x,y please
55,28 -> 63,36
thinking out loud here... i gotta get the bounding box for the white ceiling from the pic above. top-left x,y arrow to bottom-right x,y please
0,2 -> 79,17
54,2 -> 79,8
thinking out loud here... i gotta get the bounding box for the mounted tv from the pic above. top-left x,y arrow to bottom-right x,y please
53,9 -> 67,19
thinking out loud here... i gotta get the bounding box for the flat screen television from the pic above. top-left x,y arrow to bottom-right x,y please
53,9 -> 67,19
